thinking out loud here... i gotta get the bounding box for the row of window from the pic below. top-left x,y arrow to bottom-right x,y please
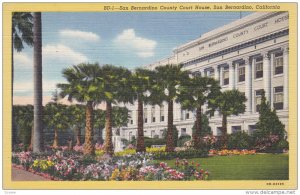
255,86 -> 284,111
204,51 -> 284,86
129,105 -> 165,125
129,86 -> 284,125
128,125 -> 258,141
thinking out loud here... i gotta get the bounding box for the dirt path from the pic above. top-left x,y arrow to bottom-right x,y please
12,167 -> 50,181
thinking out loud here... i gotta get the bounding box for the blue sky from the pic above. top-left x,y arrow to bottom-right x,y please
13,11 -> 252,101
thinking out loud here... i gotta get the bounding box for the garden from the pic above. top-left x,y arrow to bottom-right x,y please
12,12 -> 289,181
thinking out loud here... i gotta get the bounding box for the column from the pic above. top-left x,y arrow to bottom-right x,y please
245,58 -> 252,113
234,62 -> 238,88
283,47 -> 289,109
263,53 -> 271,102
270,53 -> 274,109
251,58 -> 256,112
228,63 -> 235,89
219,66 -> 224,86
214,65 -> 220,84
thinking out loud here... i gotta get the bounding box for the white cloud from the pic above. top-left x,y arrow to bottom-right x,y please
114,29 -> 157,58
59,29 -> 100,42
43,44 -> 88,64
14,80 -> 60,95
14,52 -> 32,69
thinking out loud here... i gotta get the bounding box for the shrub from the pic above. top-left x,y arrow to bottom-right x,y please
152,149 -> 208,160
276,139 -> 289,151
227,131 -> 253,150
144,137 -> 166,148
162,126 -> 179,147
177,135 -> 191,147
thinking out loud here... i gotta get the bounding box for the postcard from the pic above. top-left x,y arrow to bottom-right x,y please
2,2 -> 297,190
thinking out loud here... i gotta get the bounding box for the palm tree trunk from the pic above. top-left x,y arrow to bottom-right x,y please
52,128 -> 59,148
193,105 -> 202,149
166,99 -> 175,152
12,32 -> 17,149
104,101 -> 114,155
33,12 -> 44,153
221,113 -> 228,148
136,96 -> 145,152
83,101 -> 94,155
76,126 -> 81,146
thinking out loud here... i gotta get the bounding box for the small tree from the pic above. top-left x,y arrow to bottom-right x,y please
212,90 -> 247,148
254,90 -> 287,152
192,113 -> 212,137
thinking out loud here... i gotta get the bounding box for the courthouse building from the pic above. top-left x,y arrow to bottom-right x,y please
121,12 -> 289,141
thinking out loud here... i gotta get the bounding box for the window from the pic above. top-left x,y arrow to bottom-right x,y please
255,57 -> 263,79
248,125 -> 257,135
144,108 -> 147,123
186,112 -> 190,119
274,52 -> 283,75
129,111 -> 133,124
238,65 -> 245,82
255,89 -> 264,112
160,105 -> 164,122
151,106 -> 155,123
273,86 -> 283,110
223,66 -> 229,85
209,69 -> 215,78
192,71 -> 201,77
232,126 -> 242,134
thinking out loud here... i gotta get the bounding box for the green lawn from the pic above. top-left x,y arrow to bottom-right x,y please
155,154 -> 289,180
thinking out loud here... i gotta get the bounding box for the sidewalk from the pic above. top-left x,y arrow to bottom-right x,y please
12,167 -> 50,181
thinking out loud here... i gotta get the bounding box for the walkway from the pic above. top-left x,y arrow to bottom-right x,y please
11,167 -> 50,181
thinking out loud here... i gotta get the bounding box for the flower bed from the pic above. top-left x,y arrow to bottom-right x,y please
208,149 -> 256,156
12,150 -> 209,181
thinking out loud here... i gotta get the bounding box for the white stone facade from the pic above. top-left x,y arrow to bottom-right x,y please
122,12 -> 289,141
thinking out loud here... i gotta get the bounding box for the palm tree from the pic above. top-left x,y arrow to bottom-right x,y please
129,69 -> 155,152
152,64 -> 190,152
68,104 -> 86,146
213,89 -> 247,148
178,75 -> 221,149
112,106 -> 129,131
12,12 -> 33,147
44,102 -> 69,148
33,12 -> 44,153
98,65 -> 132,155
57,63 -> 101,155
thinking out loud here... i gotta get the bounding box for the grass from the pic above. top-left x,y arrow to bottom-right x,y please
155,154 -> 289,180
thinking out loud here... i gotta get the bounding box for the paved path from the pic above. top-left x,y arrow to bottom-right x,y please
12,167 -> 50,181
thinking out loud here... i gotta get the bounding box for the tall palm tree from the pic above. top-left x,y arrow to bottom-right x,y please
152,64 -> 190,152
98,65 -> 132,155
130,68 -> 155,152
68,104 -> 86,146
12,12 -> 33,147
33,12 -> 44,153
57,63 -> 101,155
213,89 -> 247,148
178,75 -> 221,149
